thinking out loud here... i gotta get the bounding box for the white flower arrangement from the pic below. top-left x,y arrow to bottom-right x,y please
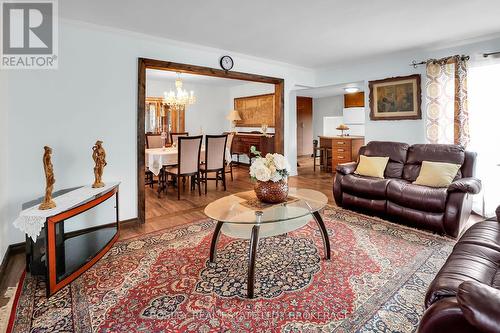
249,146 -> 289,182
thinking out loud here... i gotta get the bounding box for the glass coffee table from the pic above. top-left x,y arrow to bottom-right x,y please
204,188 -> 330,298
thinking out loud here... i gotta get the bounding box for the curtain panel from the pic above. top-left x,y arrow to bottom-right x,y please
425,55 -> 470,147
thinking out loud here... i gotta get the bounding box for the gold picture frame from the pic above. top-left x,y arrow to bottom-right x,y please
234,93 -> 275,127
369,74 -> 421,121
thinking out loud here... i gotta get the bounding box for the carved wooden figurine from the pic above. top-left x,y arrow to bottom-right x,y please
92,140 -> 107,188
39,146 -> 56,210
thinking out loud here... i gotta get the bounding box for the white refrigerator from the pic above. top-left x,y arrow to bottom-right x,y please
342,107 -> 365,136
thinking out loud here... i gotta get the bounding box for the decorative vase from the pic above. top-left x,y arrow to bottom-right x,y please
254,180 -> 289,204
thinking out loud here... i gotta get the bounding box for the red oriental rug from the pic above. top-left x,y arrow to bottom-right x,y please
8,206 -> 454,332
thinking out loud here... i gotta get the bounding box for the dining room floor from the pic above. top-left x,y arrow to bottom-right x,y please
139,156 -> 335,238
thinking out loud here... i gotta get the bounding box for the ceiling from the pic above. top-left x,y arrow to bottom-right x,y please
296,81 -> 365,98
60,0 -> 500,68
146,69 -> 249,88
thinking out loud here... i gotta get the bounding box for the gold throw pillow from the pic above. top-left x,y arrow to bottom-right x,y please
354,155 -> 390,178
413,161 -> 461,188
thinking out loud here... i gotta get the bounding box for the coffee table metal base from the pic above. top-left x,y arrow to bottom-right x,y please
208,211 -> 330,299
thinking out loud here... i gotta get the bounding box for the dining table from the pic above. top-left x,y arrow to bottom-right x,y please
145,147 -> 232,176
146,147 -> 233,196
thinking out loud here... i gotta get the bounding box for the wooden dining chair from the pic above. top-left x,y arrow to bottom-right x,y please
170,132 -> 189,147
146,133 -> 164,148
312,139 -> 325,172
200,134 -> 228,194
225,133 -> 234,181
165,135 -> 202,200
145,134 -> 163,188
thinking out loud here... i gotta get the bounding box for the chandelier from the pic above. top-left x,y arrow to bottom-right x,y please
163,73 -> 196,109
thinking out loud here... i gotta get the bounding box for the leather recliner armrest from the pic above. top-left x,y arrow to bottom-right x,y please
336,162 -> 357,175
418,297 -> 477,333
457,281 -> 500,333
447,177 -> 482,194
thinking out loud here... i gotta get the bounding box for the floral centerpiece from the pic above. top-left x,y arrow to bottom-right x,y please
249,146 -> 290,203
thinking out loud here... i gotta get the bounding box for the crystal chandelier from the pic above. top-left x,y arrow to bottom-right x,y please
163,73 -> 196,109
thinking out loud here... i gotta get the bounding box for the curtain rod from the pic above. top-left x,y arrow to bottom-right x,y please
483,51 -> 500,58
410,55 -> 470,68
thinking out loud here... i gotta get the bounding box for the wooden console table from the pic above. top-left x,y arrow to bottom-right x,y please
17,183 -> 120,297
230,132 -> 275,164
319,136 -> 364,172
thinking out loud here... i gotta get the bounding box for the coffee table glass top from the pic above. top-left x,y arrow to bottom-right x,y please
204,188 -> 328,224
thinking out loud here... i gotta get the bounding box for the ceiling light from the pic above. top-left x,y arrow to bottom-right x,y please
163,72 -> 196,109
344,87 -> 360,94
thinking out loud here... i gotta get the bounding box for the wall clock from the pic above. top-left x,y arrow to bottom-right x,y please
220,55 -> 234,71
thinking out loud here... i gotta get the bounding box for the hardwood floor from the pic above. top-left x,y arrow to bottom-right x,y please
131,157 -> 334,237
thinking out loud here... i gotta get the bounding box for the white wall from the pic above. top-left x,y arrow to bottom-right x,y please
2,19 -> 315,249
0,71 -> 8,259
312,95 -> 343,140
147,79 -> 231,135
5,18 -> 499,258
315,37 -> 500,145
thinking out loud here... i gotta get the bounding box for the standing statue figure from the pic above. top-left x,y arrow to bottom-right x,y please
92,140 -> 107,188
39,146 -> 56,210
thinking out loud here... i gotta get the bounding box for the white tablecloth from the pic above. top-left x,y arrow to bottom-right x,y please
146,148 -> 232,176
13,182 -> 120,241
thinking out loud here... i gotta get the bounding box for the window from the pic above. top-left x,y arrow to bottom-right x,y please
468,61 -> 500,216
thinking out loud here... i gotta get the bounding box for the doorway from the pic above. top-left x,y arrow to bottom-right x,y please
296,96 -> 313,157
137,58 -> 285,224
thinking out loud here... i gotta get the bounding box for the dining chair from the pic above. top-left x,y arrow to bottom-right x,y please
170,132 -> 189,147
146,133 -> 163,148
225,133 -> 234,181
312,139 -> 325,172
145,134 -> 163,188
165,135 -> 202,200
200,134 -> 228,195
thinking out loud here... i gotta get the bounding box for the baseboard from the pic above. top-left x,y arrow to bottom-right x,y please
0,242 -> 24,288
0,218 -> 138,285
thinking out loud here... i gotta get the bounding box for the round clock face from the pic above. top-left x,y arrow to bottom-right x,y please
220,56 -> 234,71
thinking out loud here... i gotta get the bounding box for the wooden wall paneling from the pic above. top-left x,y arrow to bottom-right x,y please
137,59 -> 146,224
141,58 -> 284,84
171,108 -> 178,133
162,105 -> 169,138
179,106 -> 185,132
274,80 -> 284,154
344,92 -> 365,108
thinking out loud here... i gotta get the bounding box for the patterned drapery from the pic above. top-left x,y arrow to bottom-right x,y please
425,55 -> 470,147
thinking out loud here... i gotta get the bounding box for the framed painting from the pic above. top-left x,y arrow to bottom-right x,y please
369,74 -> 421,120
234,93 -> 275,127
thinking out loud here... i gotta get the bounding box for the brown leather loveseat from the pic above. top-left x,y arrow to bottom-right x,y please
333,141 -> 481,237
417,206 -> 500,333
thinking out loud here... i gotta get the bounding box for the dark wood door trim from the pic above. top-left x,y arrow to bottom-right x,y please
137,58 -> 285,224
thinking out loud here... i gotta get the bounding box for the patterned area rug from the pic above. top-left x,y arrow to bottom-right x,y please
9,206 -> 454,332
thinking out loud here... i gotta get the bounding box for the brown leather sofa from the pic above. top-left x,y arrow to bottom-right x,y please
417,206 -> 500,333
333,141 -> 481,238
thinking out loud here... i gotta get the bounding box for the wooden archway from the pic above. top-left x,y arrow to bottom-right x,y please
137,58 -> 285,224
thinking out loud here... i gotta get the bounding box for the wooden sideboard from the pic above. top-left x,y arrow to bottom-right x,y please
319,136 -> 364,172
230,132 -> 275,163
